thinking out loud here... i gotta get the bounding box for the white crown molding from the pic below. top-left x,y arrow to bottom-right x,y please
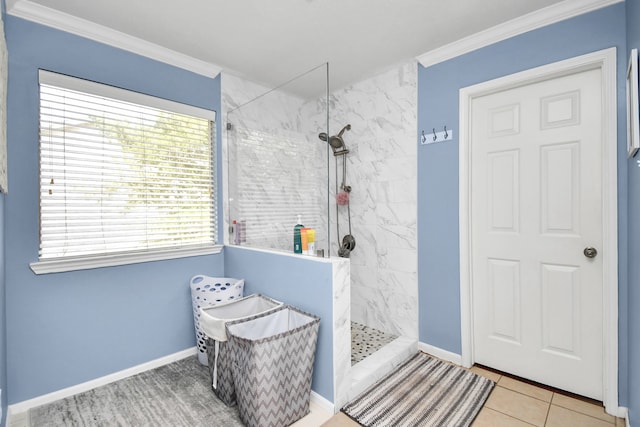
6,0 -> 223,78
417,0 -> 623,68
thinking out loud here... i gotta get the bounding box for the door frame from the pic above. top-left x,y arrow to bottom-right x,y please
459,47 -> 619,414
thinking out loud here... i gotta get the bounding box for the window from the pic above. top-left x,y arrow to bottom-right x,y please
32,70 -> 219,274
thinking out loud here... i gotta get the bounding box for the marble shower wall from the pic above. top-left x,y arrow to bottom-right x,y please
221,72 -> 329,253
222,62 -> 418,341
325,62 -> 419,339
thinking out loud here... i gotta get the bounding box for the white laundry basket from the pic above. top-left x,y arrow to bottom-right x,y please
190,275 -> 244,365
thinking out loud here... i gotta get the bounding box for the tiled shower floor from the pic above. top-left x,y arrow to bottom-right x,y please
351,321 -> 398,365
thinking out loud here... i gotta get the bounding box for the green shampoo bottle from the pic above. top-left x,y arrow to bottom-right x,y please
293,215 -> 304,253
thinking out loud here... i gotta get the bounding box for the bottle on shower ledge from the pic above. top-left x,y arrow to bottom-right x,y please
293,215 -> 304,253
306,228 -> 315,255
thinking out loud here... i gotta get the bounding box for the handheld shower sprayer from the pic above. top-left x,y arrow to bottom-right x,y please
317,124 -> 356,258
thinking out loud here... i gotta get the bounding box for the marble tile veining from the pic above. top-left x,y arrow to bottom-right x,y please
324,62 -> 419,341
332,256 -> 352,408
222,71 -> 329,253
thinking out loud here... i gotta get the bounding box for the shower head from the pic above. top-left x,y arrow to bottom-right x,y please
330,124 -> 351,148
328,135 -> 344,149
318,124 -> 351,156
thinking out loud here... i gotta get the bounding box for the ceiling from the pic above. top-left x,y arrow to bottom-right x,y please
7,0 -> 584,96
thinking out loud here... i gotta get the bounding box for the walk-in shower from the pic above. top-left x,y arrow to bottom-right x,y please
223,61 -> 418,408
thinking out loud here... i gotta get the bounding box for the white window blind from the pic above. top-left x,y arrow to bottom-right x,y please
37,70 -> 217,264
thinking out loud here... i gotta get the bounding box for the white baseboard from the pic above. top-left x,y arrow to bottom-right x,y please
7,347 -> 196,417
418,342 -> 463,366
7,347 -> 336,426
310,390 -> 334,414
614,405 -> 630,427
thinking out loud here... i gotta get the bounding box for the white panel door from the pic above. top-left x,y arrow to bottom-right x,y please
471,68 -> 603,400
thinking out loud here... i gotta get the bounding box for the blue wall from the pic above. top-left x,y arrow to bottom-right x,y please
625,0 -> 640,422
417,2 -> 629,405
3,1 -> 637,419
0,195 -> 6,425
224,246 -> 334,402
4,16 -> 224,404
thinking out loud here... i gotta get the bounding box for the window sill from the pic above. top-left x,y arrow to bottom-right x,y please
30,245 -> 224,275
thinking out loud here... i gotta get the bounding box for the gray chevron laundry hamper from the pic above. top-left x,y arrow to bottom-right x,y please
200,294 -> 283,406
225,305 -> 320,427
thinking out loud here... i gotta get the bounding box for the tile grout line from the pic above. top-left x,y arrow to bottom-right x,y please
491,385 -> 617,426
483,406 -> 539,427
542,392 -> 554,426
548,402 -> 618,426
487,384 -> 551,426
494,383 -> 552,404
475,368 -> 619,426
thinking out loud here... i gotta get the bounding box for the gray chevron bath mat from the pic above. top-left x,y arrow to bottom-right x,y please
341,352 -> 495,427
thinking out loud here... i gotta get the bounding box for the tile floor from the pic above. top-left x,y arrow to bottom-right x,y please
350,322 -> 398,365
320,364 -> 626,427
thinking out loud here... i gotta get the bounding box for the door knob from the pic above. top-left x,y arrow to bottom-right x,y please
583,247 -> 598,258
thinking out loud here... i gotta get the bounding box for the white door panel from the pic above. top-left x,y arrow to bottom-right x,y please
471,68 -> 602,399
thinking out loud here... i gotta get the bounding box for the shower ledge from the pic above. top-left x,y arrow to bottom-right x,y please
344,336 -> 417,406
